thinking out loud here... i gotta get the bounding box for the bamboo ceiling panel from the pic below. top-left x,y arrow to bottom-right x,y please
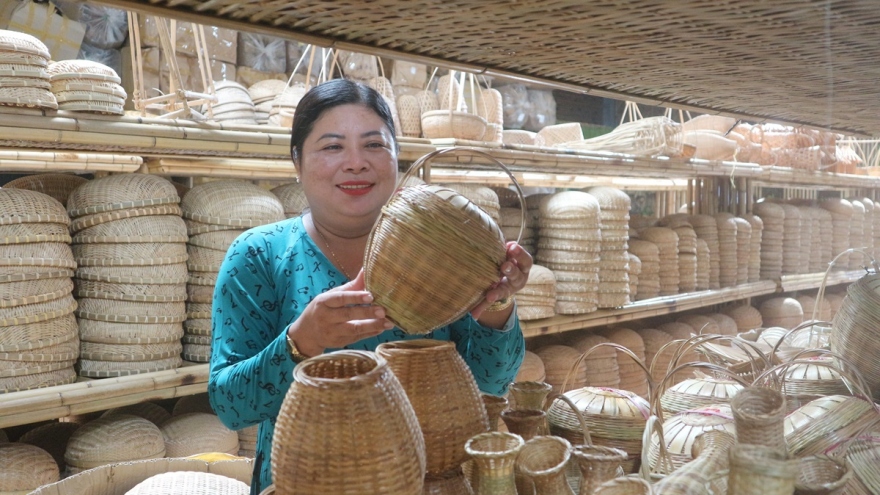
100,0 -> 880,136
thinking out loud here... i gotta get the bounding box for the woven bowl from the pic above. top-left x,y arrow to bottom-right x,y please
0,188 -> 69,226
66,174 -> 179,218
125,471 -> 250,495
421,110 -> 487,140
181,180 -> 285,228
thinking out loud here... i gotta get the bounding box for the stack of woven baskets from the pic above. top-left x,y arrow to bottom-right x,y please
67,174 -> 186,377
437,183 -> 501,225
568,333 -> 621,388
205,81 -> 256,125
0,189 -> 78,392
638,227 -> 679,296
247,79 -> 287,125
695,238 -> 711,290
160,412 -> 240,457
732,217 -> 752,285
536,191 -> 601,314
535,344 -> 588,393
588,187 -> 632,308
0,30 -> 56,111
777,203 -> 805,275
181,180 -> 285,362
599,328 -> 649,399
688,214 -> 721,289
628,238 -> 660,300
515,264 -> 556,321
714,213 -> 739,287
660,215 -> 698,293
46,60 -> 125,115
271,182 -> 308,218
753,201 -> 785,280
849,199 -> 868,269
496,187 -> 535,255
743,214 -> 763,282
819,198 -> 853,270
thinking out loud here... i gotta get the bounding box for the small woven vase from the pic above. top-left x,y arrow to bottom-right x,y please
272,350 -> 426,495
501,409 -> 546,442
482,394 -> 509,432
728,444 -> 796,495
510,381 -> 553,410
466,432 -> 525,495
377,339 -> 489,475
517,436 -> 575,495
571,445 -> 627,495
731,387 -> 787,451
364,148 -> 523,334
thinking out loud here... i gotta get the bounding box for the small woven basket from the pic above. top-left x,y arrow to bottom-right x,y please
364,148 -> 523,334
794,455 -> 851,495
731,386 -> 787,452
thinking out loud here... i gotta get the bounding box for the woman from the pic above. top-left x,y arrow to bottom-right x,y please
208,78 -> 531,493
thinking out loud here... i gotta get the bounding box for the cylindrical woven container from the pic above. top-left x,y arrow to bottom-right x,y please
794,455 -> 851,495
728,444 -> 796,495
516,436 -> 574,495
272,350 -> 425,495
376,340 -> 488,475
571,445 -> 628,495
731,387 -> 787,451
365,148 -> 522,334
465,432 -> 524,495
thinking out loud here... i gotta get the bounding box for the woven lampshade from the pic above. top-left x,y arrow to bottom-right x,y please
760,297 -> 804,329
64,415 -> 165,472
160,413 -> 239,457
0,442 -> 59,492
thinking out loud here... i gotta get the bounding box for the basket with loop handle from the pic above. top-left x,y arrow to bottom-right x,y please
421,70 -> 488,141
660,332 -> 772,384
649,428 -> 736,495
364,147 -> 525,334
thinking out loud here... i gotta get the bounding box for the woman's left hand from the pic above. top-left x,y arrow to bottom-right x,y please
471,242 -> 533,320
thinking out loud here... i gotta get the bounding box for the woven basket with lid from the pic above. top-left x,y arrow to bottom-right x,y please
647,404 -> 736,473
0,442 -> 59,493
64,414 -> 166,472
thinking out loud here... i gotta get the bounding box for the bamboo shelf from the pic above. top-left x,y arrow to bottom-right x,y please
777,269 -> 867,293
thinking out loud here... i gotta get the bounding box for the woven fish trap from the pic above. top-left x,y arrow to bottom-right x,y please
160,412 -> 239,457
0,442 -> 59,493
78,355 -> 183,378
376,339 -> 489,475
592,477 -> 653,495
67,174 -> 179,218
3,173 -> 87,207
0,366 -> 75,393
80,340 -> 182,362
72,214 -> 187,240
69,205 -> 184,234
0,312 -> 77,352
64,414 -> 165,471
728,444 -> 796,495
101,401 -> 172,426
793,455 -> 851,495
271,182 -> 308,218
0,188 -> 69,226
365,148 -> 522,334
188,230 -> 245,251
181,180 -> 285,228
272,350 -> 425,495
75,297 -> 186,324
126,471 -> 250,495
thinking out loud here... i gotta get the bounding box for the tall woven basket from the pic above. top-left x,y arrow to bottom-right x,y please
364,147 -> 524,334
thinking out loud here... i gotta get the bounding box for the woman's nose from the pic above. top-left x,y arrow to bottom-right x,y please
342,147 -> 370,171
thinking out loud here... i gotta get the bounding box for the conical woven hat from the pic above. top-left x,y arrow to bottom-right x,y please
160,412 -> 239,457
0,189 -> 69,226
271,182 -> 308,217
64,415 -> 165,469
182,180 -> 285,227
0,442 -> 59,491
539,191 -> 600,219
125,471 -> 250,495
67,174 -> 179,218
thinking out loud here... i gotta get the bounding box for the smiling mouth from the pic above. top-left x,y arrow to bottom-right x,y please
338,184 -> 372,190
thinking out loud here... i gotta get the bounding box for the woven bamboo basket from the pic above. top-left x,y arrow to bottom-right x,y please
64,415 -> 166,473
365,148 -> 523,334
844,432 -> 880,495
70,205 -> 183,234
465,431 -> 524,495
516,436 -> 573,494
0,311 -> 77,352
728,444 -> 796,495
271,182 -> 308,218
421,109 -> 487,140
731,386 -> 787,451
2,173 -> 88,207
593,477 -> 653,495
160,412 -> 239,457
376,339 -> 489,475
181,180 -> 285,228
659,371 -> 745,415
66,174 -> 179,218
646,404 -> 736,474
0,188 -> 69,227
72,214 -> 187,240
101,401 -> 171,426
793,455 -> 851,495
515,351 -> 546,383
18,421 -> 80,471
0,442 -> 59,493
830,273 -> 880,397
272,350 -> 425,495
125,471 -> 250,495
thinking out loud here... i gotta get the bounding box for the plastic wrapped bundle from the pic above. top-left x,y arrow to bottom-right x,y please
77,43 -> 122,79
237,33 -> 286,74
81,4 -> 128,49
337,50 -> 379,81
524,89 -> 556,132
498,84 -> 530,130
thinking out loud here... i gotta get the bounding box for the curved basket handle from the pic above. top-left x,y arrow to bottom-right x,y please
814,248 -> 879,323
652,360 -> 751,425
640,415 -> 674,483
751,349 -> 875,404
399,147 -> 527,244
561,342 -> 657,404
766,319 -> 833,365
660,333 -> 770,384
546,391 -> 592,446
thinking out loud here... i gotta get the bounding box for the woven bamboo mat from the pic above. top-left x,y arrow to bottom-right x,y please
101,0 -> 880,136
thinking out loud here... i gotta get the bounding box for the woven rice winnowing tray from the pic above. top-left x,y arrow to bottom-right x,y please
46,60 -> 120,84
0,29 -> 50,59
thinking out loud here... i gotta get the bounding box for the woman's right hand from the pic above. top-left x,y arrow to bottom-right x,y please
286,270 -> 393,358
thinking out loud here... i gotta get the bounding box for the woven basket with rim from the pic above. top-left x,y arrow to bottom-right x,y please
728,444 -> 796,495
376,339 -> 488,475
66,174 -> 178,218
101,401 -> 171,426
64,415 -> 166,472
731,386 -> 787,451
365,148 -> 523,334
125,471 -> 250,495
272,350 -> 425,495
0,442 -> 59,493
0,188 -> 69,226
516,435 -> 573,494
271,182 -> 308,218
592,477 -> 653,495
160,412 -> 239,457
3,174 -> 88,207
182,180 -> 285,228
793,455 -> 851,495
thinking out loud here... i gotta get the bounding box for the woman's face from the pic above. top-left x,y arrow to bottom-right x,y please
297,103 -> 398,231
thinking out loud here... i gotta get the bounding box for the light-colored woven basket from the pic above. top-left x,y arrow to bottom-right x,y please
181,180 -> 285,228
125,471 -> 250,495
66,174 -> 179,218
421,109 -> 487,140
70,205 -> 183,234
270,182 -> 308,218
0,188 -> 69,226
64,415 -> 166,471
101,401 -> 171,426
3,174 -> 88,207
160,412 -> 239,457
18,421 -> 80,471
0,442 -> 59,493
728,444 -> 796,495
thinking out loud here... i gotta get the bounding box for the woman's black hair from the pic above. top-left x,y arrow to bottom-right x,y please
290,79 -> 397,164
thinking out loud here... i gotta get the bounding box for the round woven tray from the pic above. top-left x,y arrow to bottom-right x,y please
0,62 -> 46,79
0,275 -> 73,307
67,174 -> 179,218
55,89 -> 125,106
74,279 -> 187,303
101,401 -> 171,426
0,75 -> 49,91
0,366 -> 76,393
0,358 -> 77,378
64,414 -> 165,470
183,333 -> 211,346
79,319 -> 183,344
73,213 -> 186,239
70,205 -> 183,233
2,173 -> 87,207
50,79 -> 126,97
47,59 -> 120,83
0,311 -> 77,352
74,253 -> 189,268
77,355 -> 183,377
76,262 -> 188,282
0,188 -> 69,226
0,292 -> 76,327
17,420 -> 81,471
0,30 -> 50,58
182,180 -> 285,228
73,241 -> 187,264
0,85 -> 57,109
182,342 -> 211,362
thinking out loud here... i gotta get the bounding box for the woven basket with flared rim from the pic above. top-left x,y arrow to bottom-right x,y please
72,214 -> 187,240
78,355 -> 183,378
793,455 -> 851,495
516,435 -> 572,491
272,350 -> 425,495
0,188 -> 69,226
160,413 -> 239,457
732,387 -> 786,451
187,230 -> 244,252
3,174 -> 88,207
516,351 -> 546,383
270,182 -> 308,218
365,149 -> 522,334
18,421 -> 80,470
80,341 -> 182,362
728,444 -> 796,495
64,414 -> 166,470
592,477 -> 653,495
101,401 -> 171,426
376,339 -> 489,475
70,205 -> 183,234
75,298 -> 186,323
125,471 -> 250,495
0,312 -> 77,352
0,442 -> 59,492
761,297 -> 805,329
181,180 -> 285,228
782,357 -> 850,410
784,393 -> 880,458
421,109 -> 487,140
66,174 -> 178,218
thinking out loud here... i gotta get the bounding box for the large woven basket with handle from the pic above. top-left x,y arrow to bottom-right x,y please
364,147 -> 524,334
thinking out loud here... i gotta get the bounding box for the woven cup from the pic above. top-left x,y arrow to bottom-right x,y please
364,148 -> 524,334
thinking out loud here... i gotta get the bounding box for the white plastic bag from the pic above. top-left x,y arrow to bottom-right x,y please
80,3 -> 128,49
238,33 -> 287,74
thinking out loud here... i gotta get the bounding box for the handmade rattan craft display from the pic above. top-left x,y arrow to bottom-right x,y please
364,147 -> 524,334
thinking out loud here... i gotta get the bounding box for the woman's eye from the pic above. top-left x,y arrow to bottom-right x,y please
367,142 -> 387,149
323,144 -> 342,151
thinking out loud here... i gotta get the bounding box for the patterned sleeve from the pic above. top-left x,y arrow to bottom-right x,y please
207,230 -> 297,430
449,314 -> 525,396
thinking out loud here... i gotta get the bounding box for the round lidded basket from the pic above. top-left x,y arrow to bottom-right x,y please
364,147 -> 524,334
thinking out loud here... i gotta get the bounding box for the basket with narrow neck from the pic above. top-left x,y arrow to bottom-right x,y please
364,147 -> 525,334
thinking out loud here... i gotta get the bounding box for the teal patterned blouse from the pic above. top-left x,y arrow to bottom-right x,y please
207,216 -> 525,494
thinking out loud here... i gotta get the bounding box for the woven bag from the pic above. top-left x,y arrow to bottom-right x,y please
364,148 -> 523,334
272,350 -> 425,495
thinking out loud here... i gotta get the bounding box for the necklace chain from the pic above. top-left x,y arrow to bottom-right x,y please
315,225 -> 353,280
